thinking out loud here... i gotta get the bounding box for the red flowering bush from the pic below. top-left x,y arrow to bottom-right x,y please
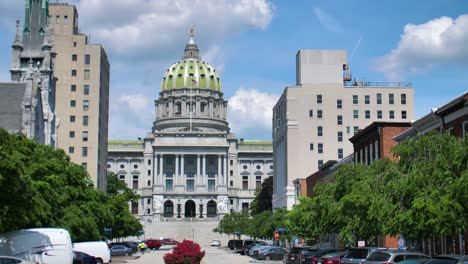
163,240 -> 205,264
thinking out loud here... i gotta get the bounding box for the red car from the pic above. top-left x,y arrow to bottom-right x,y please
316,251 -> 347,264
145,239 -> 162,249
161,238 -> 178,245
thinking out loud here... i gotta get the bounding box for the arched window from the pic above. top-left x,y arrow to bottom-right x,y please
164,201 -> 174,217
175,102 -> 182,115
207,200 -> 217,217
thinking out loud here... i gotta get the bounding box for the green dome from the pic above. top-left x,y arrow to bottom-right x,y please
160,59 -> 222,92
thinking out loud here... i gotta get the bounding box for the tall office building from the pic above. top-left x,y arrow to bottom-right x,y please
48,3 -> 110,191
272,50 -> 414,209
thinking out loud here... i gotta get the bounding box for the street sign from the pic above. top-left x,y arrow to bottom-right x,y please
138,230 -> 145,233
398,237 -> 406,249
274,231 -> 279,240
276,227 -> 287,232
358,241 -> 365,247
104,228 -> 112,232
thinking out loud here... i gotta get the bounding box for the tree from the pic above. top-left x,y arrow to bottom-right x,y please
250,176 -> 273,215
214,211 -> 250,238
387,132 -> 467,243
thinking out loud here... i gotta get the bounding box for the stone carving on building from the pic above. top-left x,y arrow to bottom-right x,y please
153,195 -> 163,213
217,196 -> 228,213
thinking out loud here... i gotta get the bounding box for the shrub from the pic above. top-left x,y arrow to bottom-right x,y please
163,240 -> 205,264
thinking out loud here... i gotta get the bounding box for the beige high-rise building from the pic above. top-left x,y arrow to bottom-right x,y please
272,50 -> 414,209
48,3 -> 110,191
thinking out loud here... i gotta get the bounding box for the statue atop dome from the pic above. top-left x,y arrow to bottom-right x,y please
184,26 -> 200,59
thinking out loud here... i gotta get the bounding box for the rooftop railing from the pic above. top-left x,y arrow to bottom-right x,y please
345,80 -> 412,88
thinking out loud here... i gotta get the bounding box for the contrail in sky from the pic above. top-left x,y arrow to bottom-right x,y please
349,36 -> 362,62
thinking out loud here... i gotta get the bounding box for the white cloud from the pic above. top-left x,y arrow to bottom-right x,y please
118,94 -> 150,113
313,6 -> 343,33
228,88 -> 279,138
202,44 -> 225,74
77,0 -> 274,60
375,14 -> 468,80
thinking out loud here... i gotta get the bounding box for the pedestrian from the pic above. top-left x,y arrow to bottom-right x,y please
139,242 -> 146,255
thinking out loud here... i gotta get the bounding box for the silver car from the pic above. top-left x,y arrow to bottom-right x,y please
364,250 -> 430,264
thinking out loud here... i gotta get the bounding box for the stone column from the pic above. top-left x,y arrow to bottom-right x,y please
223,155 -> 227,185
159,154 -> 164,180
181,155 -> 185,183
217,155 -> 222,185
197,155 -> 201,185
154,156 -> 158,185
202,155 -> 206,185
175,154 -> 179,183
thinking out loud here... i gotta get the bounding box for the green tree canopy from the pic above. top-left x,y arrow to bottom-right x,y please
250,176 -> 273,215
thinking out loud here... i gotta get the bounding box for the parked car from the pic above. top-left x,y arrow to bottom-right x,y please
424,256 -> 468,264
227,239 -> 243,250
73,241 -> 111,264
256,246 -> 287,260
284,247 -> 317,264
252,245 -> 276,259
73,251 -> 97,264
109,242 -> 138,254
109,245 -> 133,257
236,239 -> 256,255
247,242 -> 267,256
210,240 -> 221,247
316,251 -> 348,264
249,243 -> 270,256
341,247 -> 388,264
364,250 -> 430,264
303,248 -> 344,264
0,256 -> 36,263
161,238 -> 177,245
145,239 -> 162,250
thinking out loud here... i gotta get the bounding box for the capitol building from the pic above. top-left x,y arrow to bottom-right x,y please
107,30 -> 273,222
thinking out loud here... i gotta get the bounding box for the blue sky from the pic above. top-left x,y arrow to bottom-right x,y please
0,0 -> 467,141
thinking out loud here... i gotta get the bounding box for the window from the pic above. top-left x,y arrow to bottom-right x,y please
73,41 -> 77,47
309,143 -> 314,151
85,55 -> 90,65
82,163 -> 87,170
256,165 -> 261,170
318,160 -> 323,168
353,126 -> 359,135
70,116 -> 75,123
401,94 -> 407,105
389,110 -> 395,119
365,110 -> 371,119
120,164 -> 125,169
82,147 -> 88,157
353,110 -> 359,119
71,69 -> 77,76
208,180 -> 215,191
338,148 -> 343,159
83,85 -> 89,95
243,165 -> 247,170
463,121 -> 468,139
230,160 -> 233,166
82,131 -> 88,141
56,16 -> 60,24
337,115 -> 343,125
346,126 -> 350,134
71,85 -> 76,92
389,93 -> 394,104
447,127 -> 454,136
83,115 -> 88,126
148,170 -> 151,176
242,176 -> 248,190
119,175 -> 125,180
377,110 -> 383,119
72,54 -> 77,61
64,16 -> 68,24
84,70 -> 90,80
337,131 -> 343,142
242,203 -> 249,212
401,110 -> 407,119
256,175 -> 262,189
70,100 -> 76,107
186,179 -> 194,191
317,126 -> 323,136
148,159 -> 151,165
69,131 -> 75,138
377,93 -> 382,104
230,170 -> 233,176
317,110 -> 323,118
337,99 -> 342,109
309,110 -> 313,117
83,100 -> 89,110
165,179 -> 173,191
365,95 -> 370,104
353,95 -> 358,104
317,94 -> 322,104
318,143 -> 323,154
69,147 -> 74,153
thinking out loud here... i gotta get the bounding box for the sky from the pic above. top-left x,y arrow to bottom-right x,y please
0,0 -> 467,141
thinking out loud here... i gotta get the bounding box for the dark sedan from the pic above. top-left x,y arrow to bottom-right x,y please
109,245 -> 133,256
256,246 -> 287,260
73,251 -> 97,264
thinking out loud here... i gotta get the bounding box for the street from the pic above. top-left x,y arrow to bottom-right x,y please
112,245 -> 283,264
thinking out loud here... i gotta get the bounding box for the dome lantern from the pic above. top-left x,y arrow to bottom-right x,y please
183,26 -> 200,60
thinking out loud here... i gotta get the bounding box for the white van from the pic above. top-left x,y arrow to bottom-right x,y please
0,228 -> 73,264
73,241 -> 111,264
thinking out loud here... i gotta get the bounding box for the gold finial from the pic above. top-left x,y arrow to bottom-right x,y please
190,25 -> 195,37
